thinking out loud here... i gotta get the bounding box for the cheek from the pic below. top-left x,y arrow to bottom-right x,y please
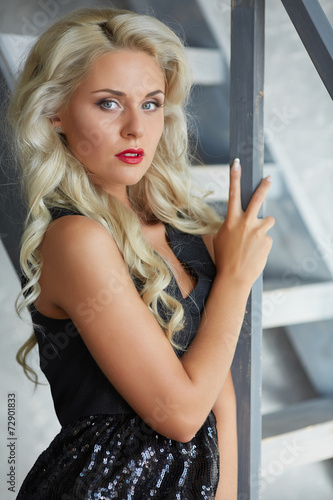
66,114 -> 114,161
153,117 -> 165,145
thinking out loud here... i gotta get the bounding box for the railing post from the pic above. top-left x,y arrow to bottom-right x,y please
281,0 -> 333,99
229,0 -> 265,498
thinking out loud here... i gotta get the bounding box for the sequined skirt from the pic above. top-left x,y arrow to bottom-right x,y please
17,411 -> 219,499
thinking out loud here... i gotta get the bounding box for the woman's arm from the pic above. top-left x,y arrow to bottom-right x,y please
201,235 -> 238,499
40,161 -> 273,442
213,370 -> 238,500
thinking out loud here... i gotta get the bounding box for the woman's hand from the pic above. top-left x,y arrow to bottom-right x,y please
213,158 -> 275,289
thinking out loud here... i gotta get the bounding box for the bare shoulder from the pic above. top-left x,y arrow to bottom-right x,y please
201,233 -> 215,263
42,214 -> 123,266
42,214 -> 126,279
44,214 -> 114,247
37,215 -> 130,316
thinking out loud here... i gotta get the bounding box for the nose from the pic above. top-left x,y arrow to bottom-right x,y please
120,107 -> 144,139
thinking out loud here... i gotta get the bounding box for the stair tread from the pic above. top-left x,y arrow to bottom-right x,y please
262,397 -> 333,439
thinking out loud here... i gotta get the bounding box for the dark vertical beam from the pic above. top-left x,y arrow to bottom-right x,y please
229,1 -> 265,498
281,0 -> 333,99
0,73 -> 25,275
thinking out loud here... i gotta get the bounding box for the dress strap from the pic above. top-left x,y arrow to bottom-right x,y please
49,206 -> 83,221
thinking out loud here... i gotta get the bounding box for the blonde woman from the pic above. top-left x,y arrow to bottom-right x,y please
7,7 -> 274,499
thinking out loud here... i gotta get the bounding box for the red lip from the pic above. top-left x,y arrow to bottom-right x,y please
115,148 -> 144,165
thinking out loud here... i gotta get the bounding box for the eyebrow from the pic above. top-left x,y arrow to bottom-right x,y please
91,89 -> 165,97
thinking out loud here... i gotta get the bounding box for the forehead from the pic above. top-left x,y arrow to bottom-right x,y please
80,49 -> 165,95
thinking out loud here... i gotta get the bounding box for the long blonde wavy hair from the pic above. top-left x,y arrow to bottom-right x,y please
6,7 -> 222,384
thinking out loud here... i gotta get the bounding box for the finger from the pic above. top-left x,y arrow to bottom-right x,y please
226,158 -> 243,220
260,215 -> 275,233
246,176 -> 272,219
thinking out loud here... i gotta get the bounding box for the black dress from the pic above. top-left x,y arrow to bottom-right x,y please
16,208 -> 219,499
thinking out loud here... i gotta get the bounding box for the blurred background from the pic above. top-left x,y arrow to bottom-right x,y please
0,0 -> 332,498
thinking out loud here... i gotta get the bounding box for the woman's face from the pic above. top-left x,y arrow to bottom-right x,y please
55,49 -> 166,204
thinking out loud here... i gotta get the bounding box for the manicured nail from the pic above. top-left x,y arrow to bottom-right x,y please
265,175 -> 272,182
233,158 -> 240,171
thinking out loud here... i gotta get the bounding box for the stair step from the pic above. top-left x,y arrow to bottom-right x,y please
262,398 -> 333,474
262,281 -> 333,329
185,47 -> 225,85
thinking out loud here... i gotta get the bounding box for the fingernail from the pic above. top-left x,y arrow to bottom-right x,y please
233,158 -> 240,171
266,175 -> 272,182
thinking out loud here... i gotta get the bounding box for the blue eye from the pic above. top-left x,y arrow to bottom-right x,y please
97,99 -> 118,110
142,101 -> 161,111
